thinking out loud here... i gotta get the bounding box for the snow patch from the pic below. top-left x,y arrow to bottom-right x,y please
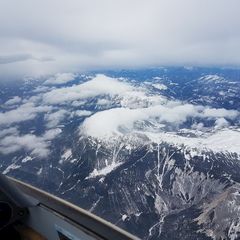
200,75 -> 223,81
22,155 -> 33,163
152,83 -> 167,90
122,214 -> 128,221
86,161 -> 122,179
3,163 -> 21,174
60,149 -> 72,163
146,129 -> 240,154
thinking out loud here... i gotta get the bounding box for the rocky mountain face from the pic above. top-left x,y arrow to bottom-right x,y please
1,67 -> 240,239
50,135 -> 240,240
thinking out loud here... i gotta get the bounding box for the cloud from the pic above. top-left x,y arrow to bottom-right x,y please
44,109 -> 69,128
0,128 -> 62,158
0,102 -> 52,126
80,102 -> 239,139
78,76 -> 239,139
74,110 -> 92,117
202,108 -> 239,119
0,127 -> 19,138
42,128 -> 62,140
80,104 -> 200,138
0,54 -> 33,64
1,0 -> 240,77
0,54 -> 54,66
214,118 -> 229,129
43,74 -> 133,104
44,73 -> 77,85
4,96 -> 22,105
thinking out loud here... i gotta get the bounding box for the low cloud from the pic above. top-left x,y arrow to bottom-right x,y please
80,105 -> 190,138
4,96 -> 22,105
0,103 -> 52,126
44,109 -> 69,128
78,75 -> 239,139
0,127 -> 19,138
0,128 -> 62,158
80,103 -> 239,139
44,73 -> 77,85
214,118 -> 229,129
203,108 -> 238,119
43,74 -> 132,104
73,110 -> 92,117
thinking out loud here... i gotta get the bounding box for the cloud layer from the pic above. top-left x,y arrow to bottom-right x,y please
0,0 -> 240,78
0,74 -> 239,158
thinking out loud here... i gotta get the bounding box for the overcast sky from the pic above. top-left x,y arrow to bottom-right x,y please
0,0 -> 240,78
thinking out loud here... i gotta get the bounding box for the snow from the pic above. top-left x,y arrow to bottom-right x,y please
80,102 -> 239,140
86,161 -> 123,179
3,163 -> 21,174
77,76 -> 240,155
200,75 -> 223,81
22,155 -> 33,163
70,158 -> 78,163
37,167 -> 43,175
152,83 -> 167,90
146,129 -> 240,154
122,214 -> 128,221
60,149 -> 72,163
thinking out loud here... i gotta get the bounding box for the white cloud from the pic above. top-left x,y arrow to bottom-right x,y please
0,103 -> 52,126
71,100 -> 85,107
80,104 -> 201,138
0,134 -> 49,157
0,128 -> 62,158
44,109 -> 68,128
1,0 -> 240,78
152,83 -> 167,90
44,73 -> 77,85
203,108 -> 239,119
80,100 -> 239,140
97,98 -> 112,106
0,127 -> 19,138
43,74 -> 133,104
43,128 -> 62,140
74,110 -> 92,117
214,118 -> 229,129
5,96 -> 22,105
33,86 -> 50,93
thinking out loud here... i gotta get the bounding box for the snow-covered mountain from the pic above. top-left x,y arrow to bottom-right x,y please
0,67 -> 240,239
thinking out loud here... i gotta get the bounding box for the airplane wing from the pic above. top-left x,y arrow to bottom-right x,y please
0,173 -> 139,240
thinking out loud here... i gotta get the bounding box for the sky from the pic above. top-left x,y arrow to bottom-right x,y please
0,0 -> 240,78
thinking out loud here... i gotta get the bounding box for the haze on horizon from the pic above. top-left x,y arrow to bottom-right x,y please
0,0 -> 240,78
